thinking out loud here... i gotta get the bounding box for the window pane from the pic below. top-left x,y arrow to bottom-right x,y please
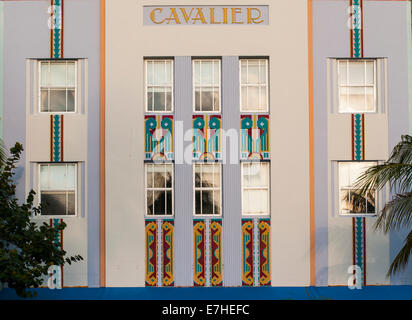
201,165 -> 214,188
147,166 -> 153,188
147,90 -> 153,111
66,164 -> 76,190
365,87 -> 375,112
213,61 -> 220,85
166,190 -> 172,215
201,87 -> 213,111
152,88 -> 166,111
67,62 -> 76,86
153,190 -> 165,215
50,62 -> 67,86
165,87 -> 172,111
338,61 -> 347,85
202,190 -> 214,214
41,191 -> 66,215
200,61 -> 213,85
67,89 -> 75,112
40,165 -> 49,189
213,190 -> 221,215
247,60 -> 259,84
147,191 -> 153,215
260,87 -> 267,110
213,165 -> 221,188
195,165 -> 201,188
194,62 -> 201,85
48,165 -> 67,190
365,61 -> 374,85
153,61 -> 167,85
213,88 -> 220,111
153,165 -> 166,188
165,165 -> 172,188
340,190 -> 351,214
40,89 -> 49,112
259,61 -> 267,84
49,89 -> 67,112
241,61 -> 248,84
247,86 -> 259,109
348,61 -> 365,85
147,61 -> 154,85
243,189 -> 268,214
195,88 -> 201,111
366,192 -> 376,214
40,62 -> 50,86
67,191 -> 76,215
195,190 -> 201,214
241,86 -> 247,109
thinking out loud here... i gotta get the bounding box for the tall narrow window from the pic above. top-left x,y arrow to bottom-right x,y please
193,59 -> 221,112
242,162 -> 270,215
145,163 -> 174,216
39,163 -> 77,216
240,59 -> 269,112
39,60 -> 77,113
338,60 -> 376,113
145,59 -> 173,112
194,163 -> 222,215
338,161 -> 377,215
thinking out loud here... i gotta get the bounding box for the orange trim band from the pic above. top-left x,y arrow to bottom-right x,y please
99,0 -> 106,287
307,0 -> 315,287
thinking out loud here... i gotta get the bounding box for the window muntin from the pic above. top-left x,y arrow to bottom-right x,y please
39,163 -> 77,216
193,59 -> 221,112
242,162 -> 270,215
39,61 -> 77,113
240,59 -> 269,112
338,161 -> 377,215
193,163 -> 222,216
145,163 -> 174,216
338,60 -> 376,113
145,60 -> 173,112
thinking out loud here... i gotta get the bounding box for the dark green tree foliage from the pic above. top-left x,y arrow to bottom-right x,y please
0,142 -> 82,298
355,135 -> 412,276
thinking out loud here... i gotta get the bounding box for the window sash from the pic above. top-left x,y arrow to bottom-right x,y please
38,61 -> 77,113
145,163 -> 174,216
38,163 -> 77,217
193,163 -> 222,216
145,59 -> 174,113
241,162 -> 270,215
193,59 -> 221,112
337,59 -> 376,113
240,59 -> 269,112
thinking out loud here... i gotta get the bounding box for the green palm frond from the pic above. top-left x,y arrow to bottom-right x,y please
375,192 -> 412,233
0,138 -> 6,168
387,229 -> 412,277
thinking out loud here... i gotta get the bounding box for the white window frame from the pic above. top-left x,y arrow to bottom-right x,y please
192,59 -> 221,113
337,59 -> 377,114
239,59 -> 269,113
337,161 -> 378,217
145,163 -> 174,217
241,162 -> 270,216
144,59 -> 174,113
193,163 -> 222,217
37,163 -> 78,218
38,60 -> 78,114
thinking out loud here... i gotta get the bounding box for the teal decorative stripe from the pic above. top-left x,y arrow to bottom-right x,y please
351,0 -> 362,58
51,115 -> 62,162
51,0 -> 63,58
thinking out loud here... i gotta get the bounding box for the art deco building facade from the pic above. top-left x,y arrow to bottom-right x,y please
0,0 -> 411,288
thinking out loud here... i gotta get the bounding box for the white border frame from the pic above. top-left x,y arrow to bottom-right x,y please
337,161 -> 379,217
337,59 -> 377,114
192,163 -> 223,217
144,59 -> 174,113
192,59 -> 222,114
38,60 -> 78,114
36,162 -> 78,218
239,58 -> 269,113
240,162 -> 271,216
144,163 -> 175,217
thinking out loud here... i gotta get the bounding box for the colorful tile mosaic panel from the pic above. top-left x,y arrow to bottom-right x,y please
240,115 -> 270,161
242,218 -> 271,286
193,115 -> 221,161
145,115 -> 174,161
193,219 -> 222,287
145,219 -> 174,287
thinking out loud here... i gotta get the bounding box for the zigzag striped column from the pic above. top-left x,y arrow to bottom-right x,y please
50,0 -> 63,58
193,219 -> 223,287
145,219 -> 175,287
350,0 -> 366,287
